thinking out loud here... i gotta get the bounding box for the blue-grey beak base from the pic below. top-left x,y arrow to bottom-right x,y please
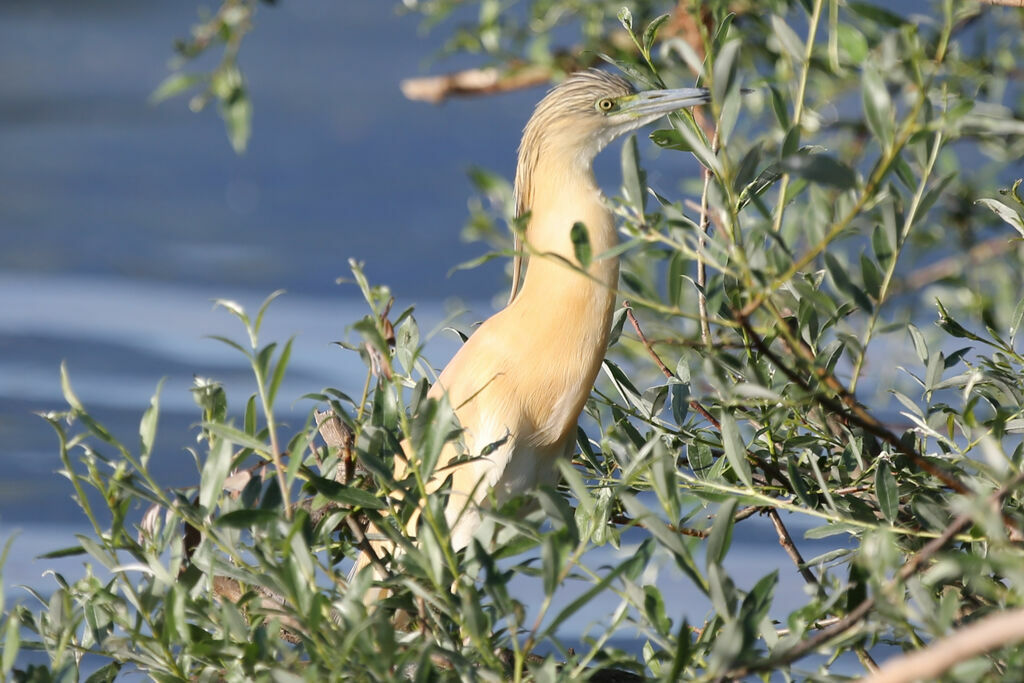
625,87 -> 711,117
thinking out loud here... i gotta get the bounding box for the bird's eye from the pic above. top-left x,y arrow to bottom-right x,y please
596,97 -> 615,112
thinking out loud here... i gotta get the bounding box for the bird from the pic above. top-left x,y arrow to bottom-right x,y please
351,68 -> 710,598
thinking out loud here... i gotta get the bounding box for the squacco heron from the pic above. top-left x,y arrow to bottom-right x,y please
352,68 -> 709,595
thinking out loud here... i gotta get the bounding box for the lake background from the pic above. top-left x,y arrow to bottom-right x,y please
1,0 -> 901,668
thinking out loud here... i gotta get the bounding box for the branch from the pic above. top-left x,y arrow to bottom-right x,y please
401,63 -> 560,104
727,471 -> 1024,677
399,2 -> 716,103
621,301 -> 721,429
767,509 -> 821,592
734,311 -> 971,495
865,607 -> 1024,683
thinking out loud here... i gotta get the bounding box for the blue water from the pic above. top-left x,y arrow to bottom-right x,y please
1,0 -> 868,674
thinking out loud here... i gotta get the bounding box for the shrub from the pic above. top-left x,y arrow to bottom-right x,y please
4,1 -> 1024,680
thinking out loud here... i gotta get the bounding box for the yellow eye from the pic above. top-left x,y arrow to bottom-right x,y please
597,98 -> 615,112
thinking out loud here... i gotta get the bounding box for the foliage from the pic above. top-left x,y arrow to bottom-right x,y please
6,0 -> 1024,681
151,0 -> 278,153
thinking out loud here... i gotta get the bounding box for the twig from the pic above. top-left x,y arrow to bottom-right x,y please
865,607 -> 1024,683
767,509 -> 821,591
622,301 -> 722,430
696,131 -> 719,346
344,514 -> 390,578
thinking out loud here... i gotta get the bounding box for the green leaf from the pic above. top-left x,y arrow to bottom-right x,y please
216,509 -> 280,528
223,86 -> 252,154
712,37 -> 741,109
671,115 -> 721,176
690,443 -> 713,478
621,135 -> 646,215
139,380 -> 164,469
84,662 -> 122,683
862,65 -> 893,150
706,499 -> 738,569
149,72 -> 204,104
825,252 -> 873,313
720,413 -> 752,487
621,494 -> 706,592
849,2 -> 908,27
976,198 -> 1024,237
541,531 -> 569,595
642,14 -> 671,55
907,323 -> 929,364
59,361 -> 84,412
199,435 -> 234,512
787,454 -> 817,508
670,380 -> 690,425
836,23 -> 868,63
35,545 -> 88,560
875,460 -> 899,522
617,7 -> 633,30
780,153 -> 857,190
409,395 -> 458,480
307,476 -> 384,509
267,337 -> 293,407
650,128 -> 692,152
570,222 -> 592,269
872,223 -> 894,267
202,421 -> 268,455
936,299 -> 982,341
771,15 -> 805,63
1009,296 -> 1024,346
769,86 -> 790,130
541,539 -> 652,639
2,610 -> 21,677
859,253 -> 882,300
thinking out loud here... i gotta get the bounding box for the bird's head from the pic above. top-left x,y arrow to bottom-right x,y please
521,68 -> 710,166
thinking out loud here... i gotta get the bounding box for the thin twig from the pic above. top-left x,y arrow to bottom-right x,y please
767,509 -> 821,591
696,131 -> 719,345
622,301 -> 722,430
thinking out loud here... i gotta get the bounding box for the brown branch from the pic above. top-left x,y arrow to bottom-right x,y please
401,63 -> 563,104
768,508 -> 879,673
399,3 -> 719,104
980,0 -> 1024,6
734,310 -> 970,495
865,607 -> 1024,683
623,301 -> 675,380
622,301 -> 722,430
767,509 -> 821,591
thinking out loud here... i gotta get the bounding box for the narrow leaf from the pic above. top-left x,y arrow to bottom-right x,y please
875,460 -> 899,522
570,222 -> 592,269
720,413 -> 752,487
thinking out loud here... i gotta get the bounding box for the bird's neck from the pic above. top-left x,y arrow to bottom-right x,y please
516,152 -> 620,297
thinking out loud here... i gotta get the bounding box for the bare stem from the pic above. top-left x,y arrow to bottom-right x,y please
697,131 -> 719,345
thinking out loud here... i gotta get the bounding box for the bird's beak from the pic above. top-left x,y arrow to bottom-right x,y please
619,87 -> 711,118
